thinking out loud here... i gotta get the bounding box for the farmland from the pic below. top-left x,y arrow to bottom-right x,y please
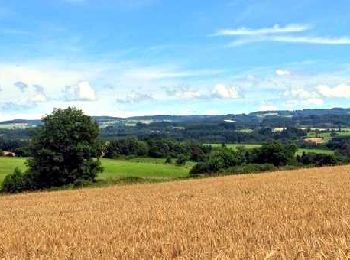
1,165 -> 350,258
209,143 -> 335,155
0,157 -> 191,183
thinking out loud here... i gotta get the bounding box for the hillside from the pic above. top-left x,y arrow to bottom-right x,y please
2,107 -> 350,129
1,166 -> 350,258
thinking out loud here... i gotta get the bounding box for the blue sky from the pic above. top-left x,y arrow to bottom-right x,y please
1,0 -> 350,120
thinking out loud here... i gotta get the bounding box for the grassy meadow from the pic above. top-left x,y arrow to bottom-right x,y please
209,143 -> 262,150
296,148 -> 335,156
209,143 -> 335,156
1,165 -> 350,258
0,157 -> 191,183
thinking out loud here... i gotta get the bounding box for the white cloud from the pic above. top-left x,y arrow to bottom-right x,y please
64,81 -> 97,101
317,84 -> 350,98
275,69 -> 291,77
212,84 -> 240,99
30,85 -> 48,103
271,36 -> 350,45
218,23 -> 350,46
284,87 -> 314,99
166,87 -> 203,100
283,86 -> 324,106
122,67 -> 221,81
215,24 -> 309,36
116,92 -> 154,104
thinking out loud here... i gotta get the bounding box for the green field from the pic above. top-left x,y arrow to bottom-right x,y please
296,148 -> 335,156
209,144 -> 335,156
0,157 -> 191,183
306,130 -> 350,141
209,144 -> 262,150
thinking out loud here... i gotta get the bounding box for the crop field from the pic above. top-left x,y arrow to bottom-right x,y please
1,165 -> 350,258
0,157 -> 191,183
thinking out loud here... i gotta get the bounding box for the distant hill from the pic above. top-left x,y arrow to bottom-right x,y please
1,108 -> 350,128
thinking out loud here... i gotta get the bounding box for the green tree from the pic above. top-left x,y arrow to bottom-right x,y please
1,168 -> 26,193
176,154 -> 187,165
253,142 -> 297,167
26,107 -> 103,189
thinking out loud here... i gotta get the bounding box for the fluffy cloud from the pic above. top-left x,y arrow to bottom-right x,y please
284,86 -> 324,106
14,81 -> 28,92
64,81 -> 97,101
211,84 -> 240,99
317,84 -> 350,98
116,93 -> 154,104
165,86 -> 203,100
30,85 -> 48,103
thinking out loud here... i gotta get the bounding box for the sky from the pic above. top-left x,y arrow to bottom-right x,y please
1,0 -> 350,120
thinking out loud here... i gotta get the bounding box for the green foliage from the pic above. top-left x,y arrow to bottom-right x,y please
252,142 -> 297,166
191,141 -> 298,175
190,149 -> 241,175
297,152 -> 338,166
105,138 -> 211,162
1,168 -> 27,193
165,156 -> 172,164
176,154 -> 187,165
24,107 -> 103,190
105,138 -> 148,158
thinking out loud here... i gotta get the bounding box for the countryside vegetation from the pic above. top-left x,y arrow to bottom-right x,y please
1,107 -> 350,258
2,107 -> 350,192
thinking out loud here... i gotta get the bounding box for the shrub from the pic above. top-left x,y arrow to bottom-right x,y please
1,168 -> 27,193
251,142 -> 297,166
176,155 -> 187,165
165,157 -> 172,164
297,153 -> 338,166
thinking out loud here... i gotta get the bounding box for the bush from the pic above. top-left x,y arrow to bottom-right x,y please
297,153 -> 338,166
251,142 -> 297,166
1,168 -> 27,193
165,156 -> 172,164
176,154 -> 187,165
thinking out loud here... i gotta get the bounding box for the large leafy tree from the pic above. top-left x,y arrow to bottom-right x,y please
26,107 -> 103,189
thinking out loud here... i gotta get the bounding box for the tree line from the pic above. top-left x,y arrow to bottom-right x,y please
190,142 -> 340,176
104,138 -> 212,162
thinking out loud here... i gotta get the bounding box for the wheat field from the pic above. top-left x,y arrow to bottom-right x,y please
1,166 -> 350,259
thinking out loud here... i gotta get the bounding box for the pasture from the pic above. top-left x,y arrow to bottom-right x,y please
209,143 -> 335,156
1,165 -> 350,258
209,143 -> 262,150
0,157 -> 191,183
296,148 -> 335,156
306,129 -> 350,142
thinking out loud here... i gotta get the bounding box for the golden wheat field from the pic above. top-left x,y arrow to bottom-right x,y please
1,166 -> 350,259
